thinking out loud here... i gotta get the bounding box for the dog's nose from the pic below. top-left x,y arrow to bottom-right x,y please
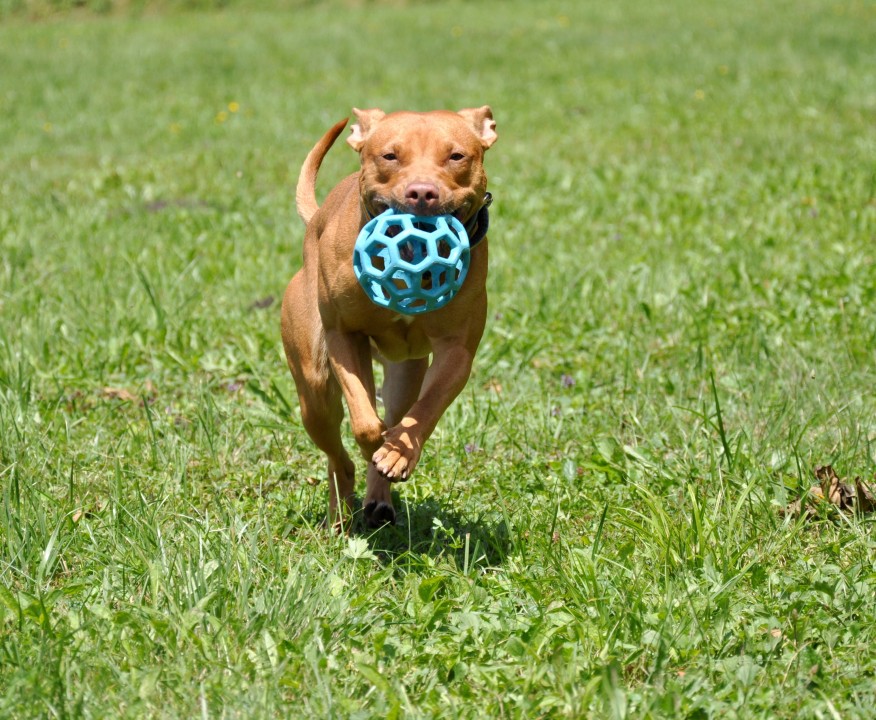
404,182 -> 440,211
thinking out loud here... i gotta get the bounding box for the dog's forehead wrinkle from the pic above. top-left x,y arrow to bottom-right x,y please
369,113 -> 474,148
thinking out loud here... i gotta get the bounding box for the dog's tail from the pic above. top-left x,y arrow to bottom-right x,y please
296,117 -> 349,225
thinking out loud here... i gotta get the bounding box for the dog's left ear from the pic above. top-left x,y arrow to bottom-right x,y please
457,106 -> 498,149
347,108 -> 386,152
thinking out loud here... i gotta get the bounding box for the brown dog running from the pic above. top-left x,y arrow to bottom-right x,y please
280,107 -> 497,530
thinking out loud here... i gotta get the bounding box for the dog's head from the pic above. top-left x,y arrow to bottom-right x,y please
347,107 -> 497,224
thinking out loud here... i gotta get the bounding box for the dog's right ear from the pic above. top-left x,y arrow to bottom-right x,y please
347,108 -> 386,151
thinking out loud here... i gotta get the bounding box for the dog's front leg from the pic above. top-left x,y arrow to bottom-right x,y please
362,357 -> 429,527
324,329 -> 386,457
372,338 -> 477,481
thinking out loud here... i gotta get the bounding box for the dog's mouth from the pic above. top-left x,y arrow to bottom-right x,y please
367,199 -> 391,216
366,196 -> 472,223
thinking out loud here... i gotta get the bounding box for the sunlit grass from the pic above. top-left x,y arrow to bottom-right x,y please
1,0 -> 875,717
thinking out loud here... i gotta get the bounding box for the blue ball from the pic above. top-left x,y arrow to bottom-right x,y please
353,210 -> 471,315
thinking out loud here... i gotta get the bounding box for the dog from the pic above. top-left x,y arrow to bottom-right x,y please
281,107 -> 497,529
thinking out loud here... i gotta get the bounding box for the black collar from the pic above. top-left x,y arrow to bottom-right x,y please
465,192 -> 492,248
362,193 -> 493,248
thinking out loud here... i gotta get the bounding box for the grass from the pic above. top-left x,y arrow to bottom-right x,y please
1,0 -> 875,717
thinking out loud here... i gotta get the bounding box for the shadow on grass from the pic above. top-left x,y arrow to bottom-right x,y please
363,494 -> 514,570
283,488 -> 514,569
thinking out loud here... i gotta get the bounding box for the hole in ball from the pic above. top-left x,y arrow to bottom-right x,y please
399,241 -> 415,262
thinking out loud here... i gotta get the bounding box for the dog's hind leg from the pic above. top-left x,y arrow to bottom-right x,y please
298,377 -> 356,531
363,357 -> 429,527
282,277 -> 356,531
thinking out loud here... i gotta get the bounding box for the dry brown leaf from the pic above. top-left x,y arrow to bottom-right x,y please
816,464 -> 857,511
249,295 -> 275,310
780,498 -> 805,517
101,386 -> 137,402
484,378 -> 503,394
855,476 -> 876,512
101,382 -> 158,405
72,508 -> 99,522
782,465 -> 876,518
71,500 -> 105,522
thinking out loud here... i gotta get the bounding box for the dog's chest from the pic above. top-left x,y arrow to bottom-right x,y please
368,315 -> 432,361
391,313 -> 416,327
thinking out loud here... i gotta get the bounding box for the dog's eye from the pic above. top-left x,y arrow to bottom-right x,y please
381,153 -> 397,161
449,152 -> 465,161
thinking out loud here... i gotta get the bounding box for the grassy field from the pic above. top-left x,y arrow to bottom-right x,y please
1,0 -> 876,717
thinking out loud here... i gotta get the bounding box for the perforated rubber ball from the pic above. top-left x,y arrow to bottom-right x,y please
353,210 -> 471,315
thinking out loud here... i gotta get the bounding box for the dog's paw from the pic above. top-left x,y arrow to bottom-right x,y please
371,429 -> 420,481
363,500 -> 396,528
